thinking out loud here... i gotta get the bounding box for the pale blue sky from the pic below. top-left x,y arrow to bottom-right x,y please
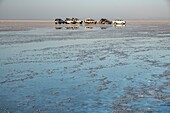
0,0 -> 170,20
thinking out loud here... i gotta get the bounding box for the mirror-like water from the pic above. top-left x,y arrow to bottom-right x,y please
0,22 -> 170,113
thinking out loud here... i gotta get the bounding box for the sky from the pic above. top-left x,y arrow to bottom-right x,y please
0,0 -> 170,20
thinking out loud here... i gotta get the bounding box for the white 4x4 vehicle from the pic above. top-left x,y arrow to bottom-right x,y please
112,19 -> 126,25
65,18 -> 75,24
84,18 -> 97,24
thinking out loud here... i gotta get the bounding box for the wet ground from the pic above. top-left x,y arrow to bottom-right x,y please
0,22 -> 170,113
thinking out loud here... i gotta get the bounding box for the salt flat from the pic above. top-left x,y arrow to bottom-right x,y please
0,21 -> 170,113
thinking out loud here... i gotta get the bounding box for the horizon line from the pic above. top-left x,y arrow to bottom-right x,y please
0,19 -> 170,23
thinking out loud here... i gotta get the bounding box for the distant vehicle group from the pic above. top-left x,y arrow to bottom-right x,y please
55,18 -> 126,25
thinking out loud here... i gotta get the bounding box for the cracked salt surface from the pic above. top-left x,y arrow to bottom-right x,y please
0,22 -> 170,113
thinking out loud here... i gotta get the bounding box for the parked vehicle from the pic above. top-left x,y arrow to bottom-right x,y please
112,19 -> 126,25
65,18 -> 76,24
73,18 -> 83,24
84,18 -> 97,24
98,18 -> 112,24
54,18 -> 65,24
65,18 -> 83,24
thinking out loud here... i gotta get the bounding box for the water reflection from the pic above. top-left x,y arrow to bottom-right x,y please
114,24 -> 126,29
85,26 -> 93,30
65,26 -> 79,30
55,27 -> 63,30
55,24 -> 80,30
100,26 -> 109,30
55,24 -> 126,30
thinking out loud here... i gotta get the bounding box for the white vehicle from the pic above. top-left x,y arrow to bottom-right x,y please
84,18 -> 97,24
65,18 -> 75,24
112,19 -> 126,25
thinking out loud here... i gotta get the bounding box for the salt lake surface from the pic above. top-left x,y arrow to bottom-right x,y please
0,21 -> 170,113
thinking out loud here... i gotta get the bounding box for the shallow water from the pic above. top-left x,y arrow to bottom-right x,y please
0,22 -> 170,113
